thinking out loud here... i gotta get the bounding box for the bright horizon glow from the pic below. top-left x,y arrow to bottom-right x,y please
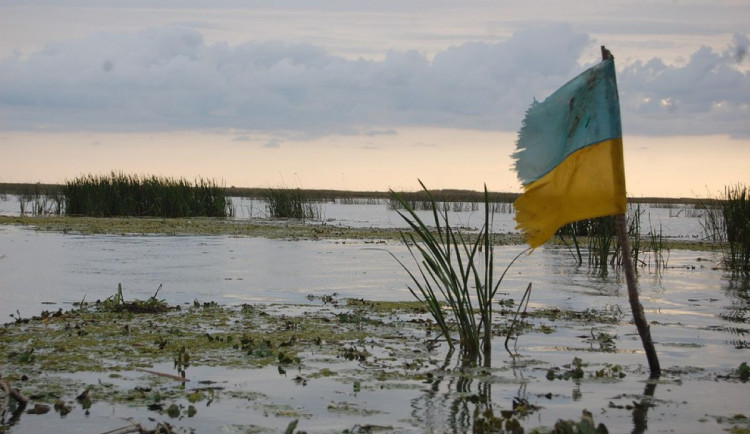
1,129 -> 747,198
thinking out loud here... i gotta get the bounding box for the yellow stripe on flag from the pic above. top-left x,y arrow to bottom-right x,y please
514,137 -> 626,248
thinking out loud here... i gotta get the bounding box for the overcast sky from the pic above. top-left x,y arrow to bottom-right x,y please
1,1 -> 748,196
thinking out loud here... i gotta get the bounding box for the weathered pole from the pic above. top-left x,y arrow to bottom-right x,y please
603,45 -> 661,378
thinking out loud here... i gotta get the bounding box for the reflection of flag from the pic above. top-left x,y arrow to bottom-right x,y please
512,56 -> 626,248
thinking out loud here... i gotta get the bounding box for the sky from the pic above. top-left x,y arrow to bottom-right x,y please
1,1 -> 749,198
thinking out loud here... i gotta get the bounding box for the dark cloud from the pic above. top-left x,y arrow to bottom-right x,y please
0,25 -> 748,138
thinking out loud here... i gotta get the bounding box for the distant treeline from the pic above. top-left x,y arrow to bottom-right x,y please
0,182 -> 710,205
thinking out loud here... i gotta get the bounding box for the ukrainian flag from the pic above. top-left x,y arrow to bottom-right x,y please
512,56 -> 626,248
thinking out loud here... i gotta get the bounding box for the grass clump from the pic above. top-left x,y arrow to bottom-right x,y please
262,186 -> 321,219
63,172 -> 232,218
557,216 -> 617,272
722,184 -> 750,273
99,283 -> 172,314
390,181 -> 525,363
17,183 -> 64,216
700,184 -> 750,273
556,205 -> 670,275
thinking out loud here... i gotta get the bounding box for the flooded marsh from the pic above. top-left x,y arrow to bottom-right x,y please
0,197 -> 748,433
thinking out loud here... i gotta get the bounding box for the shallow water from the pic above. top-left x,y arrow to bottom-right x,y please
1,199 -> 748,433
0,194 -> 708,237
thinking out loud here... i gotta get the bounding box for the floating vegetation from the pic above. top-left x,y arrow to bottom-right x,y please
531,410 -> 609,434
63,172 -> 232,218
738,362 -> 750,382
99,283 -> 172,314
0,296 -> 744,433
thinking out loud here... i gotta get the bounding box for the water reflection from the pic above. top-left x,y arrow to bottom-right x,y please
412,350 -> 534,433
722,275 -> 750,348
631,381 -> 658,434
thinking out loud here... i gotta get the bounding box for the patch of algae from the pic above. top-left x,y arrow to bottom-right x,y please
0,215 -> 526,245
1,303 -> 376,378
0,299 -> 433,413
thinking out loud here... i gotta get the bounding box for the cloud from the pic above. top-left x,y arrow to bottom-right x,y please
1,25 -> 748,138
618,33 -> 750,137
264,138 -> 282,148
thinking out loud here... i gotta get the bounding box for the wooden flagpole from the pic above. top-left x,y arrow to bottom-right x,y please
603,45 -> 661,378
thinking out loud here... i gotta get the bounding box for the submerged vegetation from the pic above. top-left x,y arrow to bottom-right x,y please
63,173 -> 232,218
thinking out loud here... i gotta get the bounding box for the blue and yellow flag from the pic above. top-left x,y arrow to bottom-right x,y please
512,56 -> 626,248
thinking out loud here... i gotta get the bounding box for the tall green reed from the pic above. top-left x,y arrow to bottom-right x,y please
262,186 -> 322,220
63,172 -> 232,218
389,181 -> 526,363
556,204 -> 673,275
722,184 -> 749,273
645,216 -> 669,272
557,216 -> 617,275
699,184 -> 749,273
17,183 -> 63,216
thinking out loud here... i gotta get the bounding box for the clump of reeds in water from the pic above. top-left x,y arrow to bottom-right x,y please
556,205 -> 671,276
262,186 -> 321,219
63,172 -> 232,218
390,181 -> 525,364
722,184 -> 749,273
557,216 -> 617,273
699,185 -> 749,273
17,183 -> 64,216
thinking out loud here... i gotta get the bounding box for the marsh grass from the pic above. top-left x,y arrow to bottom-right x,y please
262,186 -> 322,219
388,191 -> 515,214
390,181 -> 526,363
557,216 -> 618,274
17,183 -> 63,216
645,217 -> 669,271
63,172 -> 232,218
99,283 -> 171,314
722,184 -> 750,273
556,205 -> 675,275
699,185 -> 749,273
629,203 -> 643,267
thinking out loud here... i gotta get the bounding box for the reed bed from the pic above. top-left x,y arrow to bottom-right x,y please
63,173 -> 232,218
388,189 -> 517,212
262,186 -> 322,220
